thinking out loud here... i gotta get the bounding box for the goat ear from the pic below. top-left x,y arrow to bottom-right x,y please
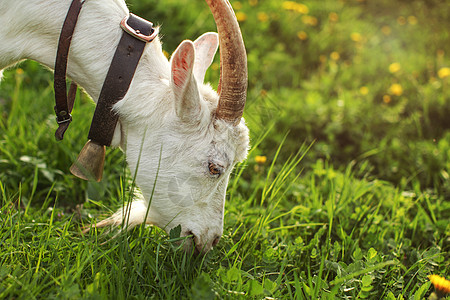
170,40 -> 201,120
193,32 -> 219,83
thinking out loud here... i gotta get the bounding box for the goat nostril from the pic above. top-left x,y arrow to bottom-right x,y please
212,235 -> 221,247
186,230 -> 199,246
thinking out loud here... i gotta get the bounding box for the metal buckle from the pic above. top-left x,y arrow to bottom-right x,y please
120,14 -> 159,43
55,109 -> 72,124
57,115 -> 72,124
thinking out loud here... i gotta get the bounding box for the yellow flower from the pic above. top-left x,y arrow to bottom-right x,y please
281,1 -> 296,10
351,32 -> 362,42
16,68 -> 24,75
260,89 -> 267,98
359,86 -> 369,95
397,16 -> 406,25
381,26 -> 392,36
389,62 -> 401,73
329,12 -> 339,22
302,15 -> 318,26
233,1 -> 243,10
383,95 -> 391,103
297,31 -> 308,40
438,67 -> 450,79
257,12 -> 269,22
297,4 -> 309,15
255,156 -> 267,164
282,1 -> 309,14
330,51 -> 340,61
211,62 -> 220,71
236,12 -> 247,22
407,15 -> 418,25
388,83 -> 403,96
429,275 -> 450,298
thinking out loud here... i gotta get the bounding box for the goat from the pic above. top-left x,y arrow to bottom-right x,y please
0,0 -> 249,255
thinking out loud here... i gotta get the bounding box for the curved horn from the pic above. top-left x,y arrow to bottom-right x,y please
205,0 -> 248,125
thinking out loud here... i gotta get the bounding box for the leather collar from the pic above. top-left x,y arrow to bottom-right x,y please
54,0 -> 83,140
54,0 -> 158,181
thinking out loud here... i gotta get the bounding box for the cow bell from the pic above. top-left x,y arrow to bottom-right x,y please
70,140 -> 105,182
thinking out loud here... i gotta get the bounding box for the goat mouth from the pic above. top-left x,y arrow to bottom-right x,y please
187,230 -> 204,256
179,230 -> 215,256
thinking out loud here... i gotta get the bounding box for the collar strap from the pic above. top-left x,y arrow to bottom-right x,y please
70,13 -> 158,181
54,0 -> 84,141
87,13 -> 157,147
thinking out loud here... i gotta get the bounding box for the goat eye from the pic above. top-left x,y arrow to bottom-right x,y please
208,162 -> 222,176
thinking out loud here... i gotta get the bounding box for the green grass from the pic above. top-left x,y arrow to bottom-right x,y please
1,0 -> 449,298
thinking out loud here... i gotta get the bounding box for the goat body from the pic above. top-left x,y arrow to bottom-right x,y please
0,0 -> 249,254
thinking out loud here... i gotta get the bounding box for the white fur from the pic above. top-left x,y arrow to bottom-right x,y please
0,0 -> 249,254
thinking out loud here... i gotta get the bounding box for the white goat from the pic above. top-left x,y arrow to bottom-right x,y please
0,0 -> 249,254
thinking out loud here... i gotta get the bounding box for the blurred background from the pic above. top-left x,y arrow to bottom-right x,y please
127,0 -> 450,193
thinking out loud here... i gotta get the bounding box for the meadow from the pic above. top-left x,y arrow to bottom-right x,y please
0,0 -> 449,298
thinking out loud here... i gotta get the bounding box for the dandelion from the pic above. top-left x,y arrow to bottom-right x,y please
330,51 -> 340,61
236,11 -> 247,22
350,32 -> 362,42
260,89 -> 267,98
383,95 -> 391,103
381,26 -> 392,36
302,15 -> 318,26
255,155 -> 267,164
359,86 -> 369,95
257,12 -> 269,22
281,1 -> 296,10
438,67 -> 450,79
407,15 -> 418,25
388,83 -> 403,96
297,31 -> 308,40
428,275 -> 450,299
233,1 -> 243,10
389,62 -> 401,73
211,62 -> 220,71
329,12 -> 339,22
397,16 -> 406,25
282,1 -> 309,14
16,68 -> 24,75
